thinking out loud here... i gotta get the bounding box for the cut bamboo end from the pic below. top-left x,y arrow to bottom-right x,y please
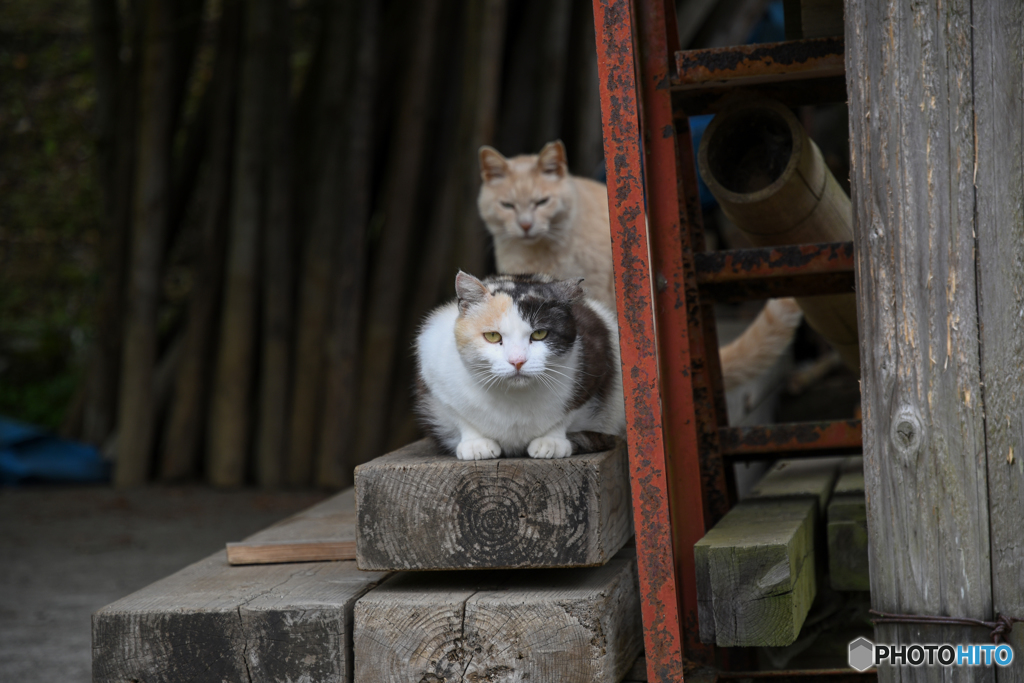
698,99 -> 860,373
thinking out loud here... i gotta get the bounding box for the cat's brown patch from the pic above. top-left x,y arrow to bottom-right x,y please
454,292 -> 513,350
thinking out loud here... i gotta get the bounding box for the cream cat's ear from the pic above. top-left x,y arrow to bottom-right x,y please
479,146 -> 509,182
537,140 -> 568,177
455,270 -> 490,314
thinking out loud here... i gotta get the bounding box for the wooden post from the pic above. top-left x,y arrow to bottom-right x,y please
254,0 -> 293,488
207,0 -> 273,487
846,0 -> 1000,680
159,4 -> 241,481
973,0 -> 1024,672
114,0 -> 174,486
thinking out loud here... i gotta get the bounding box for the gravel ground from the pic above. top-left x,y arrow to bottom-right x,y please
0,485 -> 327,682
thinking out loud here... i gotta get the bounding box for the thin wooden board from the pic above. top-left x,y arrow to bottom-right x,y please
352,553 -> 642,683
355,438 -> 632,570
226,487 -> 355,565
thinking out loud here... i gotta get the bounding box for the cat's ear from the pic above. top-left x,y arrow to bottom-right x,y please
554,277 -> 586,302
479,146 -> 509,182
537,140 -> 568,177
455,270 -> 490,314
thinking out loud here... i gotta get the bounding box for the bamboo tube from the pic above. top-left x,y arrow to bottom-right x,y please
698,99 -> 860,373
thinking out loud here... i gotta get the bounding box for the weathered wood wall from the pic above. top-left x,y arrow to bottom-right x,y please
846,0 -> 1024,679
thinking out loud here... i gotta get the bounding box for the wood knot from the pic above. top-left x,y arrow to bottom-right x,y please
890,408 -> 923,463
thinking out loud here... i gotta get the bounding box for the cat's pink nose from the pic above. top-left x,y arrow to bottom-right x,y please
519,219 -> 532,232
510,359 -> 525,371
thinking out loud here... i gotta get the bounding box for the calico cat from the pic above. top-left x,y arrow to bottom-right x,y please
478,140 -> 803,391
415,271 -> 624,460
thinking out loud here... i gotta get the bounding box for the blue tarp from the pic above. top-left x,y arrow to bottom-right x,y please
0,416 -> 111,485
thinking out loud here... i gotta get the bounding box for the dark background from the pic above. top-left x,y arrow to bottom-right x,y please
0,0 -> 798,490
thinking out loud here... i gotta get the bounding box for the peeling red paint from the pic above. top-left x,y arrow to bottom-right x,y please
720,420 -> 864,461
696,241 -> 856,301
674,37 -> 845,87
593,0 -> 687,680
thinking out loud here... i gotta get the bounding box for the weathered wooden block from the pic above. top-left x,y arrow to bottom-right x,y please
352,554 -> 642,683
695,457 -> 842,647
93,489 -> 389,683
828,456 -> 869,591
355,438 -> 632,570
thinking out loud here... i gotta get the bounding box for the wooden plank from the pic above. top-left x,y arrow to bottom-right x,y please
352,554 -> 642,683
225,488 -> 355,565
827,457 -> 868,591
92,551 -> 389,682
973,0 -> 1024,677
747,456 -> 844,509
355,439 -> 632,570
225,539 -> 355,565
694,457 -> 841,646
847,0 -> 994,679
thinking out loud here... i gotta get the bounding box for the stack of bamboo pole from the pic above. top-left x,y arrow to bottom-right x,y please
67,0 -> 605,488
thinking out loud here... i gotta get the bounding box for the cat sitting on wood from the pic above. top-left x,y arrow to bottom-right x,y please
416,272 -> 623,460
478,140 -> 803,391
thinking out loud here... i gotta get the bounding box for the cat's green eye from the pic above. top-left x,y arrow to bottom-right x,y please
500,201 -> 514,209
535,197 -> 549,206
530,329 -> 548,341
483,331 -> 502,343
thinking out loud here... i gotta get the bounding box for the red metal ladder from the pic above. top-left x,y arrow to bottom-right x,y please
592,0 -> 862,680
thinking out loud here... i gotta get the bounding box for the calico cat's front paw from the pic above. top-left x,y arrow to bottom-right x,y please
456,438 -> 502,461
527,436 -> 573,459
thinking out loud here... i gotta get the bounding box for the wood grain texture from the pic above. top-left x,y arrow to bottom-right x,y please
92,552 -> 389,682
827,457 -> 868,591
354,439 -> 632,570
694,457 -> 839,647
695,499 -> 815,647
94,487 -> 385,680
972,2 -> 1024,678
352,555 -> 642,683
846,0 -> 994,679
226,488 -> 356,565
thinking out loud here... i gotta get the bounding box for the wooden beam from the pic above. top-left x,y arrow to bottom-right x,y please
694,457 -> 841,646
827,456 -> 868,591
846,0 -> 995,677
354,439 -> 632,570
93,552 -> 389,681
352,554 -> 642,683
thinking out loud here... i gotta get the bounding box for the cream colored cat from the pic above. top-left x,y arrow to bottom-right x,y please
478,140 -> 803,391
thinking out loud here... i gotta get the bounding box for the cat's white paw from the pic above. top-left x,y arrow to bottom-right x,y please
456,438 -> 502,461
527,436 -> 573,459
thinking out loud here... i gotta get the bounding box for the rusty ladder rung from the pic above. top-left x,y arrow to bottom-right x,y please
671,37 -> 847,114
673,37 -> 845,90
719,420 -> 863,462
695,241 -> 854,301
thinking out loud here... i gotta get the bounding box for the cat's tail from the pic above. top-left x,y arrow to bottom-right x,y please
719,297 -> 803,391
